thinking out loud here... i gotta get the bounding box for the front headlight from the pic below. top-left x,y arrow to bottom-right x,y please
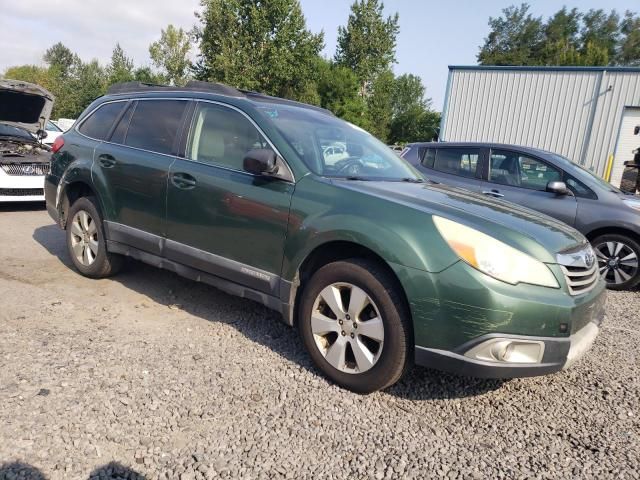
433,216 -> 559,288
622,198 -> 640,212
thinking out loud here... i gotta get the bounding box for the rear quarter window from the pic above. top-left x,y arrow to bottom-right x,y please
78,102 -> 126,140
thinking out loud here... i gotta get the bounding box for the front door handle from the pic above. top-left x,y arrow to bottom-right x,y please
171,172 -> 197,190
482,190 -> 504,198
98,154 -> 117,168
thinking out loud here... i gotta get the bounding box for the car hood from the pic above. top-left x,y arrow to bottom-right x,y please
0,79 -> 55,134
334,179 -> 587,263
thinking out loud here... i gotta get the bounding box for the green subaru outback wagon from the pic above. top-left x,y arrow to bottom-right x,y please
45,81 -> 606,393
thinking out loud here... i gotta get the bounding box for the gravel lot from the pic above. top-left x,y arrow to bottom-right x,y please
0,204 -> 639,480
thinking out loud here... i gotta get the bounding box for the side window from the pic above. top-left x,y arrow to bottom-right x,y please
186,103 -> 271,170
433,148 -> 480,177
125,100 -> 188,155
78,102 -> 126,140
566,176 -> 597,199
420,148 -> 436,168
490,150 -> 561,190
109,102 -> 135,144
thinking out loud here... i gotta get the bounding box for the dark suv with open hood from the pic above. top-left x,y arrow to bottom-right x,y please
45,82 -> 605,393
0,79 -> 55,201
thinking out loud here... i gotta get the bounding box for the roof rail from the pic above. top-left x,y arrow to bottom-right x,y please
106,80 -> 245,98
242,90 -> 335,116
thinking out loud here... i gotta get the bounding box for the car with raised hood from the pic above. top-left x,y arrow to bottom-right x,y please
45,81 -> 605,393
0,79 -> 55,202
402,142 -> 640,290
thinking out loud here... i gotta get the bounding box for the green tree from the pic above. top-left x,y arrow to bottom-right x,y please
194,0 -> 324,101
317,59 -> 368,126
43,42 -> 77,77
149,25 -> 192,86
540,7 -> 582,65
388,74 -> 439,144
580,9 -> 620,63
365,70 -> 395,141
479,4 -> 640,67
478,4 -> 544,65
618,11 -> 640,65
107,43 -> 134,85
335,0 -> 399,96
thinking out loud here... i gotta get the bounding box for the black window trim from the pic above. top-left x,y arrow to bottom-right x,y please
105,100 -> 134,143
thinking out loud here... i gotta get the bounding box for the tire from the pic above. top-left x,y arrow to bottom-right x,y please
592,234 -> 640,290
298,258 -> 411,393
65,196 -> 123,278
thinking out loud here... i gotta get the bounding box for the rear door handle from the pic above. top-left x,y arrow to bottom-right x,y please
171,172 -> 197,190
98,154 -> 117,168
482,190 -> 504,198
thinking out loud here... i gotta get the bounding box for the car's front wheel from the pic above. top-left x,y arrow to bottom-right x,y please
298,258 -> 411,393
592,233 -> 640,290
65,196 -> 123,278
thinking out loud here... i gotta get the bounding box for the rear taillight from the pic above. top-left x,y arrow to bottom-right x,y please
51,136 -> 65,154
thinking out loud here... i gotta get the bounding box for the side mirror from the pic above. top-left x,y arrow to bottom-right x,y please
36,129 -> 48,140
243,149 -> 279,176
634,125 -> 639,135
546,180 -> 569,196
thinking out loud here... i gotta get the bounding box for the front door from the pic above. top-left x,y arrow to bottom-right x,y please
165,101 -> 294,296
482,148 -> 577,226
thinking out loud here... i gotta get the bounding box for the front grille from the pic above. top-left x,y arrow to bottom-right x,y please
557,245 -> 600,296
1,163 -> 50,176
0,188 -> 44,197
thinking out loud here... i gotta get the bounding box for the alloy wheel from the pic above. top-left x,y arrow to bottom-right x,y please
594,240 -> 639,286
70,210 -> 99,266
310,283 -> 384,374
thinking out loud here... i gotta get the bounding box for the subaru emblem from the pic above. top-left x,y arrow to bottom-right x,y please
584,251 -> 595,268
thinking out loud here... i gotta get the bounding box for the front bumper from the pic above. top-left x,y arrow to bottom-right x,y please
392,259 -> 607,379
415,317 -> 603,378
0,171 -> 45,201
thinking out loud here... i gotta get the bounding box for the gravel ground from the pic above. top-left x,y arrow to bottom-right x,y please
0,204 -> 639,480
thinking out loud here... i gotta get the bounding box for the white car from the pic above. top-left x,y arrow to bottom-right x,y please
0,79 -> 55,202
43,120 -> 63,146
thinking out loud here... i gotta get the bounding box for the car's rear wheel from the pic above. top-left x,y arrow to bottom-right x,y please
298,258 -> 411,393
592,234 -> 640,290
66,196 -> 123,278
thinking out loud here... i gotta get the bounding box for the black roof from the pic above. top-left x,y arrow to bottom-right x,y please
106,80 -> 334,116
407,141 -> 562,158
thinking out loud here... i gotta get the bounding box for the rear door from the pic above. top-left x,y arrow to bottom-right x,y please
164,101 -> 294,296
92,99 -> 189,254
414,146 -> 486,193
482,148 -> 577,226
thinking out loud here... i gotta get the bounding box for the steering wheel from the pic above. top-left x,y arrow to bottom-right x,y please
337,160 -> 363,176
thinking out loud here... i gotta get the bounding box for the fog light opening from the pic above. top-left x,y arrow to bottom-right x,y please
465,338 -> 545,364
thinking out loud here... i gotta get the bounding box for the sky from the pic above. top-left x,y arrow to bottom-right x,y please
1,0 -> 638,110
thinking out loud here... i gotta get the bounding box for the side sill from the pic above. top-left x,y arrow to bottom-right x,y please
107,240 -> 289,322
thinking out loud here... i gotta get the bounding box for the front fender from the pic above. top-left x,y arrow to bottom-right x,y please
281,176 -> 459,281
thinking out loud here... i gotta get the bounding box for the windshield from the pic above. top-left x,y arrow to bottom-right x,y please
256,103 -> 421,181
46,120 -> 62,132
549,153 -> 622,194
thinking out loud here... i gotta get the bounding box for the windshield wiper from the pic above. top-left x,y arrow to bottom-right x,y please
344,176 -> 369,181
400,177 -> 425,183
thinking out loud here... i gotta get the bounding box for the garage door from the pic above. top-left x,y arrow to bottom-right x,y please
611,107 -> 640,188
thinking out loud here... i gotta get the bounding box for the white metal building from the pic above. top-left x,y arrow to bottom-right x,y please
439,66 -> 640,186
